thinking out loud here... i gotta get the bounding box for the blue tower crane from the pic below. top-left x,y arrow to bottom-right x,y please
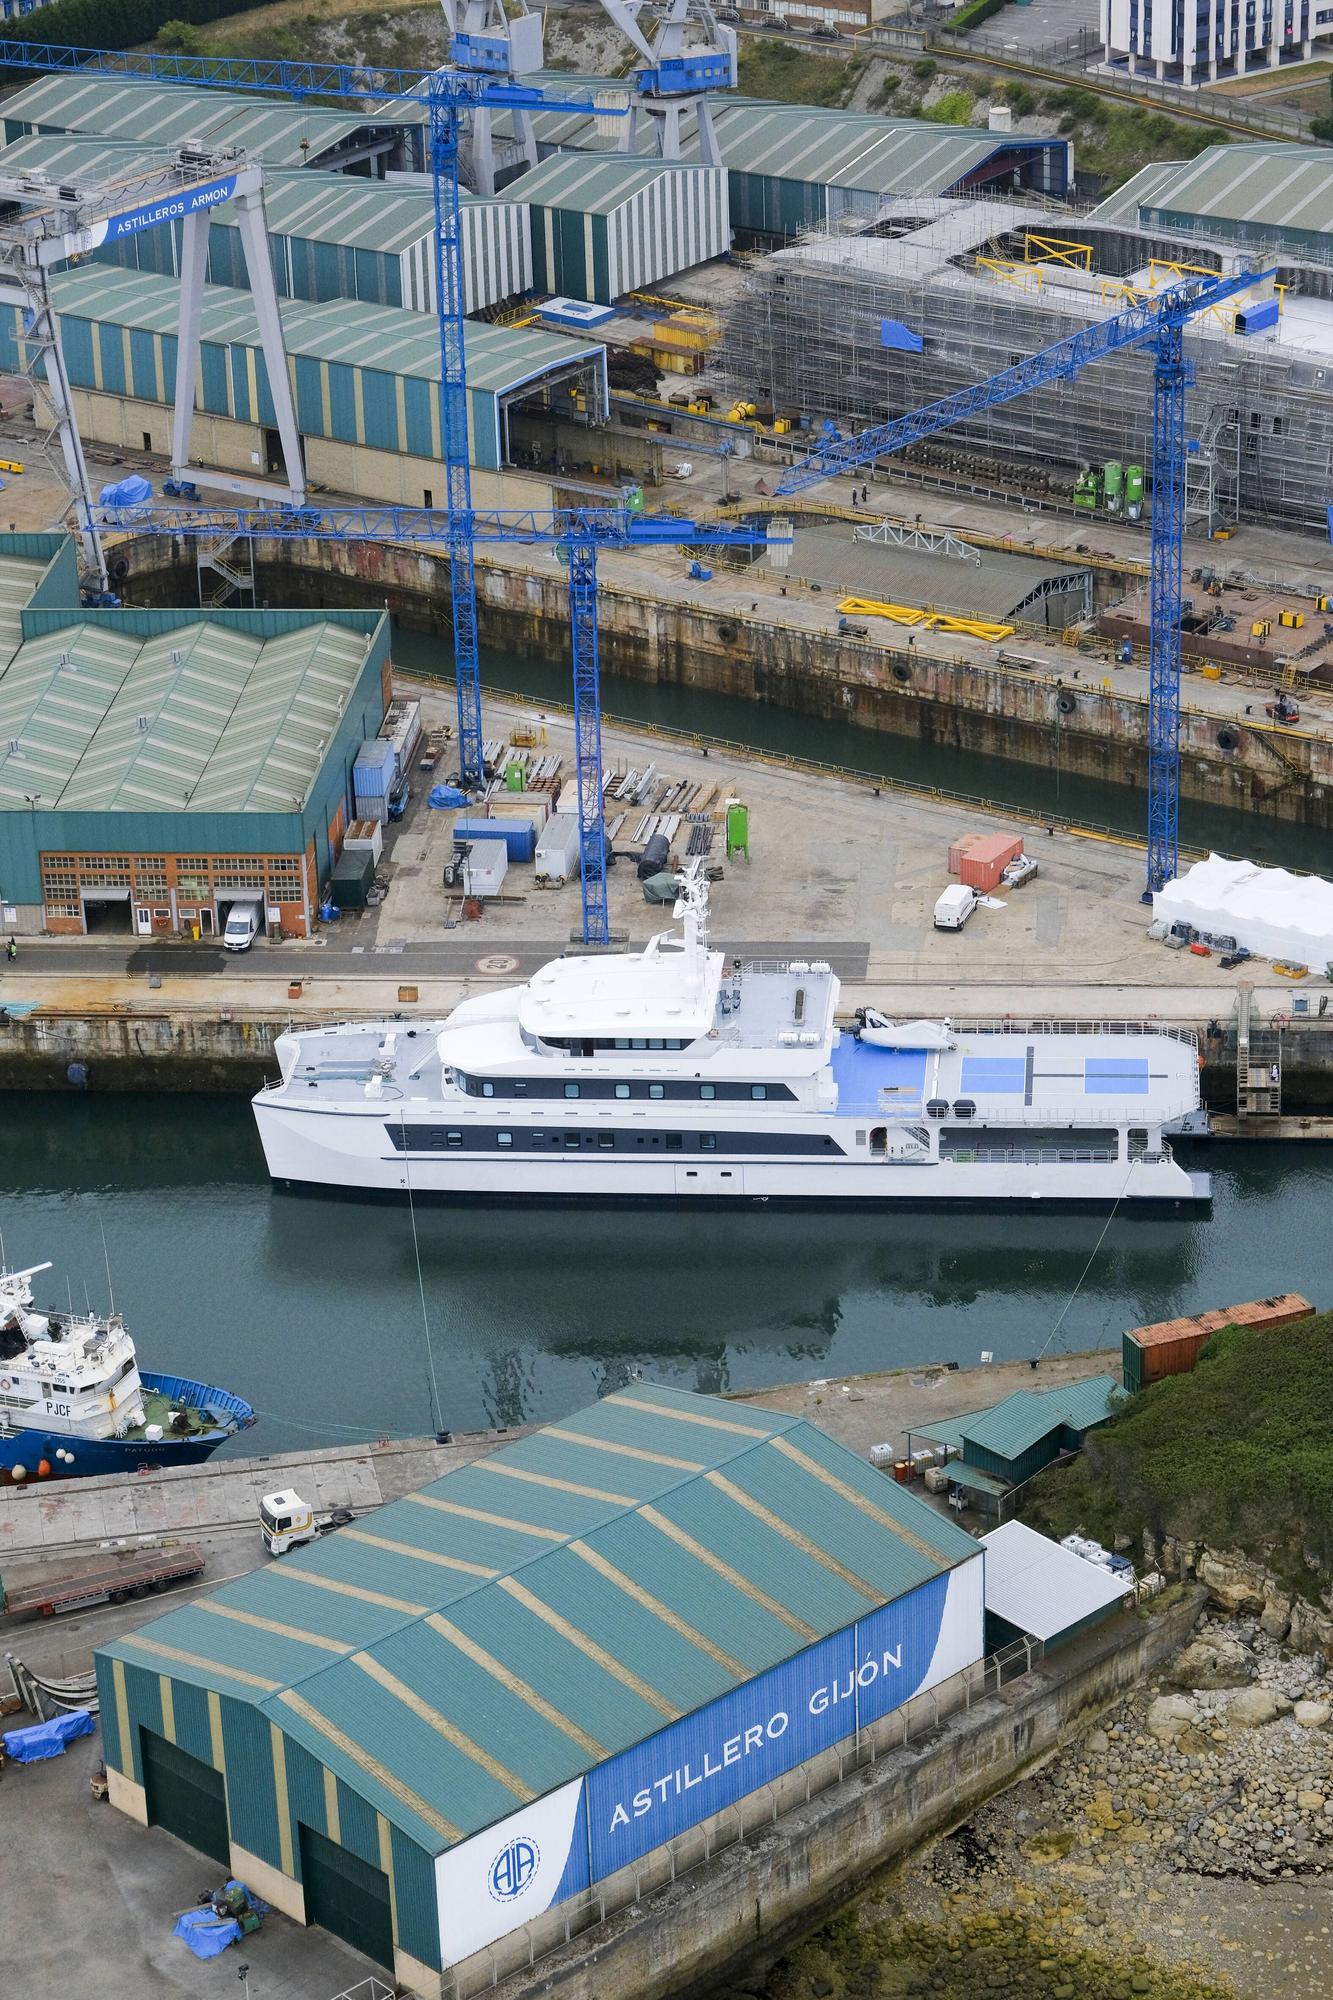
0,39 -> 626,793
101,498 -> 779,945
776,267 -> 1271,895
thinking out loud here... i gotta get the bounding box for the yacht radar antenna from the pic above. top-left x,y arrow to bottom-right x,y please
671,859 -> 710,982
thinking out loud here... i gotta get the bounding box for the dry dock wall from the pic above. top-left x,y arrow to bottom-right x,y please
475,1590 -> 1205,2000
125,537 -> 1333,834
6,1008 -> 1333,1103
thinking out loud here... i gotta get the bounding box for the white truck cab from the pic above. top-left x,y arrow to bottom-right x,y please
933,884 -> 978,931
259,1488 -> 351,1555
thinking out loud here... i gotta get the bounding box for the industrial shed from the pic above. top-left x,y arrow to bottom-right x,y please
980,1522 -> 1133,1654
1091,141 -> 1333,264
0,266 -> 606,488
909,1376 -> 1122,1519
95,1386 -> 984,1997
0,138 -> 532,316
526,94 -> 1071,237
505,153 -> 729,303
0,73 -> 417,175
0,533 -> 389,936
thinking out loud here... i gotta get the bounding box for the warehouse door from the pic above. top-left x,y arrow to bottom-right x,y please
140,1728 -> 230,1865
298,1822 -> 394,1970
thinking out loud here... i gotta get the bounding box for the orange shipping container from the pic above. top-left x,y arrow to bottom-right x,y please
948,833 -> 984,873
959,855 -> 1006,893
1123,1291 -> 1315,1390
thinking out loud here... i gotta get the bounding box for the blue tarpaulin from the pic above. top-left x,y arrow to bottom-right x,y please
429,785 -> 468,808
1327,504 -> 1333,546
97,474 -> 152,508
3,1707 -> 95,1762
880,318 -> 924,353
174,1911 -> 241,1960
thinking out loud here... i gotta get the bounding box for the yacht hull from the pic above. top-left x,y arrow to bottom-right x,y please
255,1101 -> 1208,1208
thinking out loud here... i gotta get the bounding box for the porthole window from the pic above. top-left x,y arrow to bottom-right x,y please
615,1083 -> 631,1099
497,1131 -> 513,1147
751,1084 -> 767,1101
700,1083 -> 716,1100
481,1081 -> 495,1098
564,1083 -> 580,1099
649,1083 -> 665,1099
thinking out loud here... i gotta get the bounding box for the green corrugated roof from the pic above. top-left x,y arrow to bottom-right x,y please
45,263 -> 599,396
0,617 -> 367,811
958,1376 -> 1119,1463
99,1385 -> 978,1855
523,94 -> 1038,197
1136,141 -> 1333,242
505,151 -> 715,214
0,553 -> 53,660
1086,158 -> 1189,226
0,137 -> 508,256
1,73 -> 400,167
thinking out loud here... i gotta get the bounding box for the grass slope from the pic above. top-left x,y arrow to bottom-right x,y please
1022,1311 -> 1333,1599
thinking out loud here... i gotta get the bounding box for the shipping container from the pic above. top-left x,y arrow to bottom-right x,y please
1121,1291 -> 1315,1392
330,847 -> 375,909
947,833 -> 985,873
452,816 -> 536,864
958,833 -> 1024,894
379,697 -> 422,775
534,812 -> 581,885
342,817 -> 383,864
487,791 -> 551,828
353,736 -> 396,795
463,843 -> 508,897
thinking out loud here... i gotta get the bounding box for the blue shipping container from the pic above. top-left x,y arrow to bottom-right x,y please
453,817 -> 536,864
353,737 -> 397,797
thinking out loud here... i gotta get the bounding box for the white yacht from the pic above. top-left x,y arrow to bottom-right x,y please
254,876 -> 1210,1208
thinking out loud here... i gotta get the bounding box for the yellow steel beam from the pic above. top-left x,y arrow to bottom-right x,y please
838,595 -> 1016,642
1023,233 -> 1092,269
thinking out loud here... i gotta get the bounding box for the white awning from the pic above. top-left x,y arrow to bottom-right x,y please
980,1519 -> 1131,1642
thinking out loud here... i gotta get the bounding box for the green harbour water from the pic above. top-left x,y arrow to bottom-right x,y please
2,1094 -> 1329,1457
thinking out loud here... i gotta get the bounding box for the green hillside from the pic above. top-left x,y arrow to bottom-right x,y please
1021,1309 -> 1333,1598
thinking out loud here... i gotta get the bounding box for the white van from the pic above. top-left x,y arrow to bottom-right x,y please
222,899 -> 262,952
933,884 -> 978,931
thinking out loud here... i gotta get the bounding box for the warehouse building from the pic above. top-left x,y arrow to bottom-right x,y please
0,73 -> 419,175
0,138 -> 532,316
525,94 -> 1071,237
1090,143 -> 1333,267
908,1376 -> 1121,1518
504,153 -> 729,303
95,1386 -> 985,1996
0,533 -> 389,937
0,266 -> 607,495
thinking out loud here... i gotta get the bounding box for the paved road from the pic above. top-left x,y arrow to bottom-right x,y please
3,936 -> 874,982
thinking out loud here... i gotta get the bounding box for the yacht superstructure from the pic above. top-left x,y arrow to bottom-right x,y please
254,878 -> 1209,1208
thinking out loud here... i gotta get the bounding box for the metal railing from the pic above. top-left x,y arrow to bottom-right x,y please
443,1632 -> 1044,2000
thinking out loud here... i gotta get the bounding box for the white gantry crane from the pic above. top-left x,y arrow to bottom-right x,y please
0,144 -> 297,591
595,0 -> 737,165
439,0 -> 544,194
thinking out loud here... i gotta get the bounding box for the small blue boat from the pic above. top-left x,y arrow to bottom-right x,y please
0,1260 -> 253,1486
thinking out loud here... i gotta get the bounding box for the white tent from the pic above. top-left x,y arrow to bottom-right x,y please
1153,853 -> 1333,967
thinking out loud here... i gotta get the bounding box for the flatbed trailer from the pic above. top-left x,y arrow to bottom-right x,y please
1,1543 -> 206,1620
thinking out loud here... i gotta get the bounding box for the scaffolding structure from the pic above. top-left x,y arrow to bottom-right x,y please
720,203 -> 1333,538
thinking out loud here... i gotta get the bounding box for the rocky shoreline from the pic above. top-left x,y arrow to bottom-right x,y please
758,1611 -> 1333,2000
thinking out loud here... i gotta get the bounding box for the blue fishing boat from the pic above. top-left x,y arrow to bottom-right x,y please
0,1260 -> 253,1485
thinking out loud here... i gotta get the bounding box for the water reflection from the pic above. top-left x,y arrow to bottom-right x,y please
2,1096 -> 1327,1455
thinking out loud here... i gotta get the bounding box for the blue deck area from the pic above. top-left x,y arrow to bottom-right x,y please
960,1056 -> 1025,1096
829,1033 -> 927,1115
1084,1058 -> 1149,1095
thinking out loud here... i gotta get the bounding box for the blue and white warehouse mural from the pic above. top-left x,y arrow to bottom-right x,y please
435,1556 -> 983,1967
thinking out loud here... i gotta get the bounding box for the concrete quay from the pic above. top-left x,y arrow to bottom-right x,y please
0,682 -> 1328,1100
